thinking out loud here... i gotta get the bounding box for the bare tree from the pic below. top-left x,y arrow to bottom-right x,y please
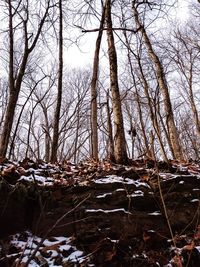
0,0 -> 54,158
132,2 -> 184,161
169,27 -> 200,138
51,0 -> 63,162
105,0 -> 128,164
90,1 -> 107,161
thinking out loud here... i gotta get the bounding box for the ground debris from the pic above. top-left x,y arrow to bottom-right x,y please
0,158 -> 200,266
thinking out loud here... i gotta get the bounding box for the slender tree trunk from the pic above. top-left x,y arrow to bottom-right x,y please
74,92 -> 81,164
122,28 -> 152,159
8,78 -> 46,159
137,57 -> 169,162
106,91 -> 115,161
90,2 -> 106,161
51,0 -> 63,163
135,90 -> 152,158
132,4 -> 184,161
105,0 -> 128,164
42,107 -> 51,162
188,66 -> 200,137
25,111 -> 33,158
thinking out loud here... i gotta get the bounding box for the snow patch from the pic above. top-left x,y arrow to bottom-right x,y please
96,193 -> 112,198
94,175 -> 150,188
86,208 -> 131,214
148,211 -> 162,216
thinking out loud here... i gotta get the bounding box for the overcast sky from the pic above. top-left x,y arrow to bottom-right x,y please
64,0 -> 189,68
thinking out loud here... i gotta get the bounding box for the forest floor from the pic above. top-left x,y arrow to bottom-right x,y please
0,158 -> 200,267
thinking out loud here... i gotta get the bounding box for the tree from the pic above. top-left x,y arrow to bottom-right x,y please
50,0 -> 63,163
105,0 -> 128,164
170,27 -> 200,138
90,1 -> 107,161
132,2 -> 184,161
0,0 -> 53,158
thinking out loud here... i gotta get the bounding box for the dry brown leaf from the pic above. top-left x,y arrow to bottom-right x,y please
183,241 -> 195,251
17,167 -> 27,176
2,165 -> 16,176
14,260 -> 26,267
105,250 -> 116,261
195,225 -> 200,240
173,255 -> 183,267
41,241 -> 62,252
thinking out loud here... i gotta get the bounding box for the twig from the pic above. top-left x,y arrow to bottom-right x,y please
156,172 -> 176,247
23,193 -> 91,266
82,26 -> 141,33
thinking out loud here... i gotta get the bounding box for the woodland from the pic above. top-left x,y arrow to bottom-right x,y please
0,0 -> 200,266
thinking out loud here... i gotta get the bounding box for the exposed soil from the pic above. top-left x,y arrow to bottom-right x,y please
0,158 -> 200,266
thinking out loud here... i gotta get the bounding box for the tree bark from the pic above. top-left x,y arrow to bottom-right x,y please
51,0 -> 63,163
90,2 -> 106,161
188,62 -> 200,137
106,91 -> 115,161
105,0 -> 128,164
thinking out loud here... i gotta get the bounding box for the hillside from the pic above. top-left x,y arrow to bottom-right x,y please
0,158 -> 200,267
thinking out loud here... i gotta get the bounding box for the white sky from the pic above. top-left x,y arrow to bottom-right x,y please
64,1 -> 190,68
64,32 -> 97,68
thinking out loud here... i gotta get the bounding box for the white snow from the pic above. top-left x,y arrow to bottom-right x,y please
43,236 -> 68,246
148,211 -> 162,216
94,175 -> 150,188
96,193 -> 112,198
19,174 -> 54,186
129,190 -> 144,197
86,208 -> 131,214
196,246 -> 200,252
106,237 -> 119,243
190,199 -> 199,203
65,250 -> 84,262
8,233 -> 86,266
59,244 -> 71,251
116,188 -> 125,192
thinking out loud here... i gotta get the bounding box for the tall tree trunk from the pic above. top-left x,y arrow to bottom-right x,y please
105,0 -> 128,164
74,92 -> 81,164
135,89 -> 152,158
122,28 -> 152,159
90,2 -> 106,161
106,91 -> 115,161
137,57 -> 169,162
188,65 -> 200,137
132,4 -> 184,161
50,0 -> 63,163
42,107 -> 51,162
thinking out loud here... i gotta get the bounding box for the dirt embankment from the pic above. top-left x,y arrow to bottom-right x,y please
0,158 -> 200,266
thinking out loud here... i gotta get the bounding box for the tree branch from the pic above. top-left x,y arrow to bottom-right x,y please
82,26 -> 142,33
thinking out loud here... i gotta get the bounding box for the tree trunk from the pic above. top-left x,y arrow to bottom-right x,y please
42,107 -> 51,162
50,0 -> 63,163
90,2 -> 106,161
137,57 -> 169,162
132,4 -> 184,161
106,91 -> 115,161
188,66 -> 200,137
105,0 -> 128,164
122,28 -> 153,159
